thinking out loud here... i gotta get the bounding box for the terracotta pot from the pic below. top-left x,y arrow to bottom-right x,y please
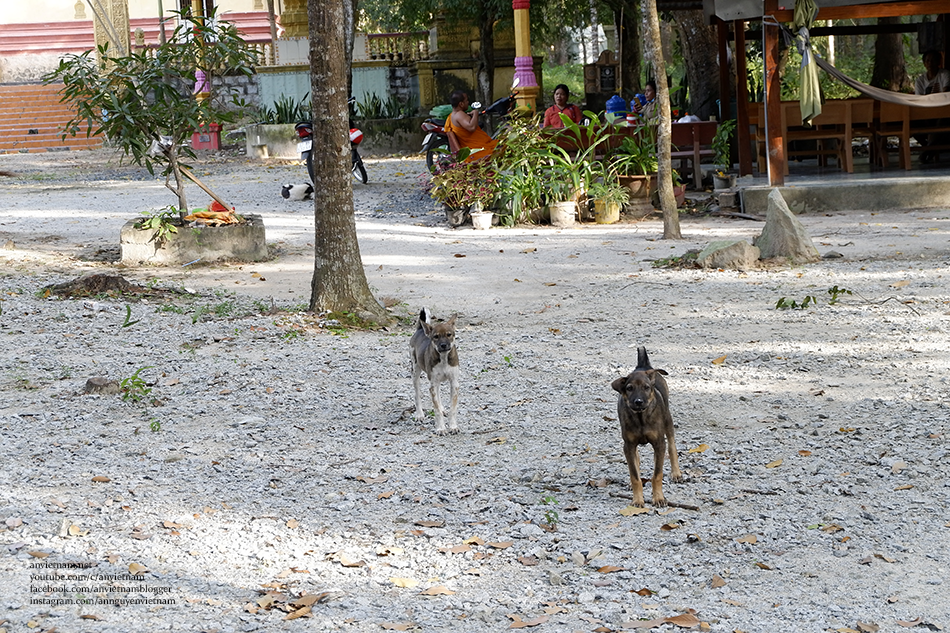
619,175 -> 654,219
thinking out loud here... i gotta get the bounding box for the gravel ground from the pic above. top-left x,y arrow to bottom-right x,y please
0,147 -> 949,633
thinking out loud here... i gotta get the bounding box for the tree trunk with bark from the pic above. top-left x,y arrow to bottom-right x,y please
672,9 -> 720,120
476,11 -> 495,105
612,3 -> 641,94
642,0 -> 681,239
306,0 -> 389,324
870,16 -> 911,92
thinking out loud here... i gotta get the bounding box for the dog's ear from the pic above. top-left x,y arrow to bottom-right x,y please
611,376 -> 627,393
445,313 -> 458,327
655,368 -> 669,376
421,319 -> 434,336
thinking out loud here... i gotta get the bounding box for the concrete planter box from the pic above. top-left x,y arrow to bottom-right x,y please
120,214 -> 267,265
245,123 -> 299,159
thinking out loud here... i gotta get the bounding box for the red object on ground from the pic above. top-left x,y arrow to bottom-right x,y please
192,123 -> 222,150
209,200 -> 233,212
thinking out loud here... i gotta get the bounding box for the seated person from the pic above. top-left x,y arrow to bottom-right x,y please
632,79 -> 658,120
444,89 -> 498,161
543,84 -> 583,128
915,50 -> 950,95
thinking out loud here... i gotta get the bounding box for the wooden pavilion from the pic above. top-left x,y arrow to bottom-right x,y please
702,0 -> 950,186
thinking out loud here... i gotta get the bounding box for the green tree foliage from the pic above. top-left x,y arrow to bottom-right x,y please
44,10 -> 258,211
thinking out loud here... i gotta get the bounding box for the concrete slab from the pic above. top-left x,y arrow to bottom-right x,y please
120,214 -> 267,265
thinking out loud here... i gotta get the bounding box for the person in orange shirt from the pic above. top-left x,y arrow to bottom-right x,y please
543,84 -> 582,128
444,90 -> 497,161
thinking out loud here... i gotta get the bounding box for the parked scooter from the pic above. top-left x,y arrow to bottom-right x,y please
295,98 -> 367,184
421,90 -> 516,172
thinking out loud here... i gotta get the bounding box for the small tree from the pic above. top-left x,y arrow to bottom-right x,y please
44,10 -> 258,212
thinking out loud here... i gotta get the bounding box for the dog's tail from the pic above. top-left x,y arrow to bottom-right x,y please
636,346 -> 652,371
416,307 -> 431,329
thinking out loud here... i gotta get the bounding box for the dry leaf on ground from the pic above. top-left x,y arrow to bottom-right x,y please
420,585 -> 455,596
735,534 -> 757,544
389,577 -> 419,588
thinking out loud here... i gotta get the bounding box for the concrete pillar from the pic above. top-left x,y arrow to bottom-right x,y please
281,0 -> 309,39
91,0 -> 131,60
512,0 -> 539,111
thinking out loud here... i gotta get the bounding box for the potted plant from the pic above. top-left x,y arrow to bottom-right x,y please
425,152 -> 500,227
606,128 -> 658,218
587,180 -> 630,224
711,119 -> 737,189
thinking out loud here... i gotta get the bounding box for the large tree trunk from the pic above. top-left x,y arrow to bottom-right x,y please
870,16 -> 911,92
306,0 -> 388,323
642,0 -> 681,239
672,9 -> 720,120
476,11 -> 495,105
613,3 -> 641,94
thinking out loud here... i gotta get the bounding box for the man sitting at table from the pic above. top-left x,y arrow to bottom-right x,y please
444,90 -> 498,161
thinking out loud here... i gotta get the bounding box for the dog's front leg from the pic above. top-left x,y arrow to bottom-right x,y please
650,438 -> 667,507
624,441 -> 645,507
446,370 -> 459,433
430,381 -> 447,434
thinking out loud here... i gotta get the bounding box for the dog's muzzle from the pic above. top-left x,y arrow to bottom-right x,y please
630,398 -> 647,411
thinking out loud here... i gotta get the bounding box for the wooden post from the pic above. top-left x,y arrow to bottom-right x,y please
764,0 -> 785,186
735,20 -> 753,176
717,18 -> 730,122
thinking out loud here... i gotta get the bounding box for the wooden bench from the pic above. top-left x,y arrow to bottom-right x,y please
670,121 -> 718,188
874,101 -> 950,169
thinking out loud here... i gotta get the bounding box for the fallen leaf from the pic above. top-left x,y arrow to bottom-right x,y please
620,505 -> 651,516
420,585 -> 456,596
440,544 -> 471,554
891,461 -> 906,474
588,478 -> 610,488
521,247 -> 537,253
28,551 -> 50,558
415,519 -> 445,528
339,554 -> 365,568
722,599 -> 744,606
68,524 -> 85,536
711,355 -> 727,365
688,444 -> 709,453
128,562 -> 147,575
799,450 -> 813,456
821,524 -> 844,533
897,619 -> 922,627
625,618 -> 666,629
389,577 -> 419,588
735,534 -> 757,544
856,622 -> 880,632
597,565 -> 625,573
766,459 -> 783,468
894,484 -> 914,491
463,536 -> 485,546
284,605 -> 311,620
755,562 -> 773,570
633,587 -> 654,596
487,541 -> 513,549
508,614 -> 549,628
380,623 -> 414,631
91,476 -> 111,483
453,253 -> 466,258
518,556 -> 539,566
874,553 -> 897,563
356,475 -> 389,485
286,519 -> 299,529
661,523 -> 680,531
711,574 -> 727,588
80,614 -> 102,620
890,280 -> 910,288
666,613 -> 701,627
377,491 -> 394,500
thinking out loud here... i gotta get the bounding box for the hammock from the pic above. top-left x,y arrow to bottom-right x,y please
814,55 -> 950,107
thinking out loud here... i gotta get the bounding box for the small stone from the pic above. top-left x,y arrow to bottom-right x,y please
84,377 -> 121,395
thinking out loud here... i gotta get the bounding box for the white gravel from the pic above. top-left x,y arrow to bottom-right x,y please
0,147 -> 948,632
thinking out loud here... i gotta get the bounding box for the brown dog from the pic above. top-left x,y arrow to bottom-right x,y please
409,308 -> 459,434
611,346 -> 683,507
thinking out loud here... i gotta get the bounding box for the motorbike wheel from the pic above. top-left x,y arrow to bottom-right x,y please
352,152 -> 368,184
425,139 -> 451,173
305,151 -> 315,184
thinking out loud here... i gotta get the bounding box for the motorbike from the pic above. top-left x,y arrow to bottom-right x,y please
295,99 -> 367,185
421,93 -> 515,173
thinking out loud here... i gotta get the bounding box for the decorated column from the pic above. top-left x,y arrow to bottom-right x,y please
512,0 -> 539,112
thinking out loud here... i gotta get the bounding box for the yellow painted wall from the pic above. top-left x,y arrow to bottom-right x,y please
0,0 -> 260,24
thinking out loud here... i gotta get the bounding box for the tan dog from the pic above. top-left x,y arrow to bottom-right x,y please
611,346 -> 683,507
409,308 -> 459,434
